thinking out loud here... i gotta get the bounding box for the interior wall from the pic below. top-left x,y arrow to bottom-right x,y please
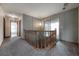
33,18 -> 42,30
42,8 -> 78,43
0,6 -> 4,46
23,14 -> 32,30
4,16 -> 10,37
23,14 -> 41,30
59,8 -> 78,43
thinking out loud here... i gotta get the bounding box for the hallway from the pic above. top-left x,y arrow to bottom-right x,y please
0,37 -> 78,56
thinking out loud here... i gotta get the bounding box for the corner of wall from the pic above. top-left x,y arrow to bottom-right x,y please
0,6 -> 4,46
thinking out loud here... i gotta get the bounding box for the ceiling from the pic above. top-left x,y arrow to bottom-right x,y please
1,3 -> 79,18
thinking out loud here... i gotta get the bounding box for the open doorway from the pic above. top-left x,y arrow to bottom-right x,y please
11,21 -> 18,37
4,16 -> 21,38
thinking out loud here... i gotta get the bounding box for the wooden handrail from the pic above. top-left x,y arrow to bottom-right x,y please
24,30 -> 56,49
24,30 -> 56,32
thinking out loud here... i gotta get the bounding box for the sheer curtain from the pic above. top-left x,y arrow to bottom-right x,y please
51,22 -> 59,39
44,17 -> 59,39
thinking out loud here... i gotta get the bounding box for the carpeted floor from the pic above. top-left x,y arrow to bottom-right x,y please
0,37 -> 78,56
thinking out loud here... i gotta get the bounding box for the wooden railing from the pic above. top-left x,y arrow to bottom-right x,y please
24,30 -> 56,49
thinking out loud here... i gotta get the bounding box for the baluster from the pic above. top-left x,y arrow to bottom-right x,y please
25,31 -> 26,40
27,31 -> 28,42
38,32 -> 39,48
39,32 -> 41,48
36,31 -> 37,48
26,31 -> 27,41
34,31 -> 35,48
29,31 -> 30,44
32,31 -> 35,48
35,31 -> 37,48
36,31 -> 38,48
43,31 -> 45,48
26,31 -> 27,40
34,31 -> 36,48
31,31 -> 32,46
41,31 -> 43,49
48,31 -> 49,47
45,31 -> 47,48
32,31 -> 34,47
40,32 -> 42,48
55,29 -> 56,45
30,31 -> 32,45
46,31 -> 47,48
48,31 -> 50,48
44,31 -> 46,48
48,31 -> 50,47
50,31 -> 51,48
28,31 -> 29,43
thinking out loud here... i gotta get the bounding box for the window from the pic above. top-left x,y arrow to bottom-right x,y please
51,22 -> 59,39
44,17 -> 59,39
